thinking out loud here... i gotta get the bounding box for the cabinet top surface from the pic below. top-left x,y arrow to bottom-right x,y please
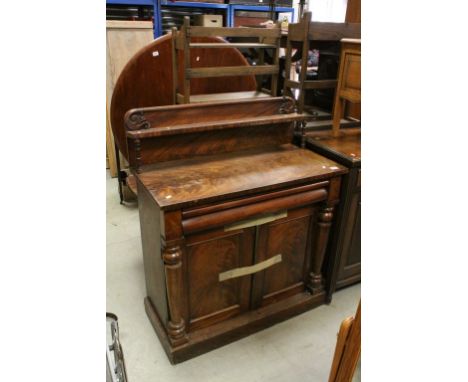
306,128 -> 361,165
136,144 -> 347,210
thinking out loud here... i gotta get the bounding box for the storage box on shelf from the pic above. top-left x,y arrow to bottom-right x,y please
229,4 -> 294,27
172,0 -> 225,3
160,2 -> 228,34
228,0 -> 293,7
194,14 -> 223,26
233,10 -> 269,27
123,97 -> 348,362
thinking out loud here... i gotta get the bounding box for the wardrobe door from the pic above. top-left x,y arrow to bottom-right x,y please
251,205 -> 317,308
185,226 -> 255,331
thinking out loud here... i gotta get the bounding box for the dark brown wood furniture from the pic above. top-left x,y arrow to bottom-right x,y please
125,97 -> 348,363
345,0 -> 361,24
328,300 -> 361,382
332,39 -> 361,136
344,0 -> 361,121
110,33 -> 258,202
305,128 -> 360,295
171,17 -> 281,104
284,12 -> 337,114
281,12 -> 360,120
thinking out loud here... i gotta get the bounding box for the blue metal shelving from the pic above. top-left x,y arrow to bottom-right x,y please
107,0 -> 154,5
106,0 -> 161,36
160,1 -> 228,9
107,1 -> 294,37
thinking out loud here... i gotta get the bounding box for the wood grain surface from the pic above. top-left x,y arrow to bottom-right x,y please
124,97 -> 299,136
110,34 -> 257,160
136,144 -> 347,210
306,128 -> 361,164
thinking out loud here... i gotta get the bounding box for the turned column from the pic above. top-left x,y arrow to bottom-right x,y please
162,242 -> 188,346
308,206 -> 334,294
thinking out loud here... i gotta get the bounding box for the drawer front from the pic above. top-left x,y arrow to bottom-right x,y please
182,185 -> 328,234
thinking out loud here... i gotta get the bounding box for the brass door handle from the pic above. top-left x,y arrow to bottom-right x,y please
219,254 -> 282,282
224,211 -> 287,232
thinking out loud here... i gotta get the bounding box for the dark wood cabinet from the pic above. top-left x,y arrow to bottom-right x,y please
126,97 -> 348,362
305,128 -> 361,295
137,164 -> 345,363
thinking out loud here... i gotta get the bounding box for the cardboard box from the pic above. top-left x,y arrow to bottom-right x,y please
194,14 -> 223,27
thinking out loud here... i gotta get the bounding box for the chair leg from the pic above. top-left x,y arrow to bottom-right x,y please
332,98 -> 345,137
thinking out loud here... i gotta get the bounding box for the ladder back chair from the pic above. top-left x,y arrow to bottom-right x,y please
283,12 -> 360,115
172,17 -> 282,104
332,38 -> 361,136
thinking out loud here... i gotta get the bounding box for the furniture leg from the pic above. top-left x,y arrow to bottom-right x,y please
162,242 -> 188,346
308,205 -> 334,294
332,98 -> 345,137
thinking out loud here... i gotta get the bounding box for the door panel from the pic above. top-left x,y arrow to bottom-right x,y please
252,206 -> 316,308
338,191 -> 361,282
186,227 -> 255,330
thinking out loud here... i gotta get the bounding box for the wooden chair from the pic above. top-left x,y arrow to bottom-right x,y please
172,17 -> 282,104
283,12 -> 360,115
332,38 -> 361,137
328,301 -> 361,382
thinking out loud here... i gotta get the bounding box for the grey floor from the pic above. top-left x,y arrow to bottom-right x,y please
106,171 -> 361,382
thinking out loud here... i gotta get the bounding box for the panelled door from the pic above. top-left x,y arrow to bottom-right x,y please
251,205 -> 317,308
184,203 -> 321,331
185,226 -> 255,331
337,192 -> 361,286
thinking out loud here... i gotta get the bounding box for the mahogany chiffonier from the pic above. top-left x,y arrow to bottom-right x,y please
305,128 -> 361,297
124,97 -> 347,363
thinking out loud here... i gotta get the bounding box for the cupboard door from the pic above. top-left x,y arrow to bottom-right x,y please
185,227 -> 255,331
251,206 -> 316,308
337,191 -> 361,286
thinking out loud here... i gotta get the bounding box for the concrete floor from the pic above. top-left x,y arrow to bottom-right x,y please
106,171 -> 361,382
